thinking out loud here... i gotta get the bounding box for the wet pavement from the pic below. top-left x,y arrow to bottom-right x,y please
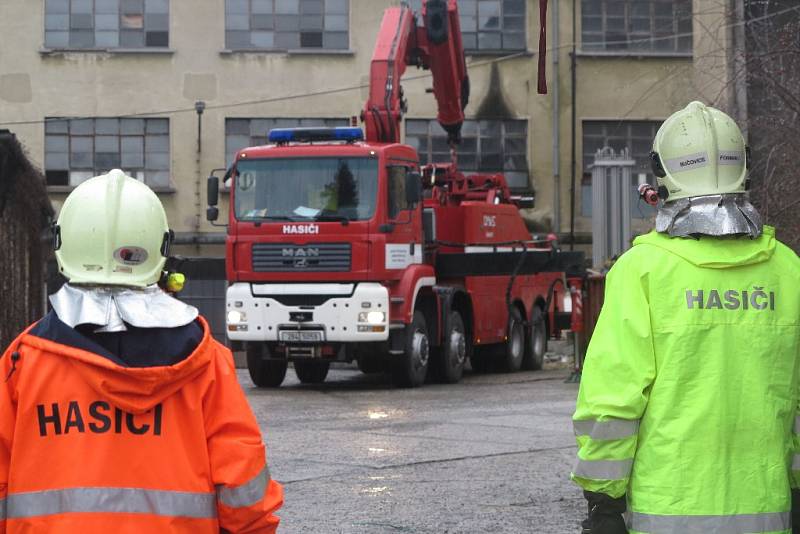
241,360 -> 585,534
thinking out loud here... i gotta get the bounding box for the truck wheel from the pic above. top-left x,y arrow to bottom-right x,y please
522,306 -> 547,371
433,311 -> 467,383
294,361 -> 330,384
392,311 -> 429,388
246,343 -> 287,388
502,307 -> 525,372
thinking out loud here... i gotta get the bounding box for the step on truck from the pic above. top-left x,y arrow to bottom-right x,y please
207,0 -> 584,387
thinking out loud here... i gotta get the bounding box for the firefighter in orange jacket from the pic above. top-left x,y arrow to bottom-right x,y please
0,169 -> 283,533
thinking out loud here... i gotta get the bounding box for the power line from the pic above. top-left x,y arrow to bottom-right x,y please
1,4 -> 797,128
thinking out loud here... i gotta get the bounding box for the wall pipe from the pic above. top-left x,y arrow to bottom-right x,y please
551,0 -> 561,233
569,0 -> 577,250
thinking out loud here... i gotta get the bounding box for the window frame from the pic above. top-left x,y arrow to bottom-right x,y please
42,0 -> 171,52
44,117 -> 172,192
223,0 -> 351,53
224,117 -> 350,169
408,0 -> 527,54
579,0 -> 693,57
405,118 -> 531,193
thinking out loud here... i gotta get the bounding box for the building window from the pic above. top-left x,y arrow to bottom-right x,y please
44,0 -> 170,49
224,0 -> 349,51
581,120 -> 662,218
405,118 -> 530,192
225,117 -> 349,165
581,0 -> 692,54
45,118 -> 170,188
408,0 -> 525,52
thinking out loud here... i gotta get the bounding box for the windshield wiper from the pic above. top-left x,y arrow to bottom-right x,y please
242,215 -> 301,226
314,214 -> 350,226
249,215 -> 300,221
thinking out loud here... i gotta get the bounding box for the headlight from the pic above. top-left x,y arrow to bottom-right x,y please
227,310 -> 247,324
359,311 -> 386,324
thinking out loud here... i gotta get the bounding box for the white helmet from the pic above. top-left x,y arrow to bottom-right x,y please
54,169 -> 171,287
651,101 -> 749,202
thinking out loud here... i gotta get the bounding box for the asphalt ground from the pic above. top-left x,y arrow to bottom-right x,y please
240,357 -> 585,534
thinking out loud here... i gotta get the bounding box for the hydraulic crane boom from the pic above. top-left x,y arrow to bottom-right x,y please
363,0 -> 469,147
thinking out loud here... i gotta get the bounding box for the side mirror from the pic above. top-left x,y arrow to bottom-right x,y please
206,206 -> 219,222
206,176 -> 219,222
207,176 -> 219,207
405,171 -> 422,206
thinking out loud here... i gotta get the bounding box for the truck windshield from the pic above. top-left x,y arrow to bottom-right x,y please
234,157 -> 378,222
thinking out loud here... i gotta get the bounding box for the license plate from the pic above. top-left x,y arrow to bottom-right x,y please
279,330 -> 324,343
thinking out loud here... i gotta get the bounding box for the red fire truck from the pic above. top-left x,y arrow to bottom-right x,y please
207,0 -> 583,387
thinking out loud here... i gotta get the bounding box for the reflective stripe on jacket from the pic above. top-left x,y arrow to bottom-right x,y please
0,314 -> 283,533
572,226 -> 800,534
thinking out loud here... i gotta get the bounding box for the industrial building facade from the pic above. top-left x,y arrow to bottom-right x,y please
1,0 -> 741,260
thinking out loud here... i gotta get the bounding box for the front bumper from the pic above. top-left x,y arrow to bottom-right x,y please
226,282 -> 390,343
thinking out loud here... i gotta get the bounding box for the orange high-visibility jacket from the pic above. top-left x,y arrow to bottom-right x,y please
0,312 -> 283,533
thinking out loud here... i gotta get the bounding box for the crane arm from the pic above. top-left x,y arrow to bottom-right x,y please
363,0 -> 468,146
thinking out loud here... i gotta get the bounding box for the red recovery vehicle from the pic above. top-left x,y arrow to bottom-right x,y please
206,0 -> 584,387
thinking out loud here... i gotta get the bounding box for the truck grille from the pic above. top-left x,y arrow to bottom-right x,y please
252,243 -> 352,272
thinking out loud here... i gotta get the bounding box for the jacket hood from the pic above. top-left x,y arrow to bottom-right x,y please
21,316 -> 213,414
633,225 -> 777,269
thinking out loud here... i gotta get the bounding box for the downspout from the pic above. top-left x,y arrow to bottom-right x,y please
551,0 -> 561,232
731,0 -> 748,139
569,0 -> 577,250
194,101 -> 205,255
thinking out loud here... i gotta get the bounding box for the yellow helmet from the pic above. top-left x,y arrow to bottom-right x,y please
54,169 -> 171,287
651,101 -> 749,202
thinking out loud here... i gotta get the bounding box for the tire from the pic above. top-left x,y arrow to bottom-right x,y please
246,343 -> 287,388
294,360 -> 330,384
433,311 -> 467,383
522,306 -> 547,371
502,307 -> 525,372
392,311 -> 430,388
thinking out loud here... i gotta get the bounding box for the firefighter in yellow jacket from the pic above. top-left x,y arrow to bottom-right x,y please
0,169 -> 283,533
572,102 -> 800,533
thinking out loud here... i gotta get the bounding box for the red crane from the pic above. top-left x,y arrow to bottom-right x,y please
363,0 -> 548,149
362,0 -> 469,148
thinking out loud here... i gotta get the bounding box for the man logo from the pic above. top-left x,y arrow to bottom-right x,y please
282,247 -> 319,269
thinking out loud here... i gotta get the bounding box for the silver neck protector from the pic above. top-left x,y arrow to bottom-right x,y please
656,194 -> 763,239
50,284 -> 199,333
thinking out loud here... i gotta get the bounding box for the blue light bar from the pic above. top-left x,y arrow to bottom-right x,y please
268,127 -> 364,144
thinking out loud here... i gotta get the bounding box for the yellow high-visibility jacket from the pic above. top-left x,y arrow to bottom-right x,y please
573,226 -> 800,533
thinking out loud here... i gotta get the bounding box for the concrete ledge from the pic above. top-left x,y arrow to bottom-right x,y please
220,48 -> 355,56
40,48 -> 176,56
47,185 -> 175,194
576,50 -> 693,59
